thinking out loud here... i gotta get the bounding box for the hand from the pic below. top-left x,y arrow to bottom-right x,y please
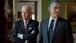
17,33 -> 20,38
25,40 -> 29,43
31,30 -> 34,34
17,33 -> 23,39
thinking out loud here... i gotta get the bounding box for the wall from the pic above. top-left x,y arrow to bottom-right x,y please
17,2 -> 35,12
42,0 -> 76,32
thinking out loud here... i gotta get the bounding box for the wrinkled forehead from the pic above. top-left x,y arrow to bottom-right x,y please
49,2 -> 61,8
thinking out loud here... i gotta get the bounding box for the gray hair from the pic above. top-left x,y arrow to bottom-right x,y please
21,5 -> 32,11
49,0 -> 60,7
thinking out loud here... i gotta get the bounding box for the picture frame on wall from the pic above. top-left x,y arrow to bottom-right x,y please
18,12 -> 22,18
65,2 -> 76,25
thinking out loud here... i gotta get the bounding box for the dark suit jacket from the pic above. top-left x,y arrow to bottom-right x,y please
12,19 -> 39,43
38,17 -> 74,43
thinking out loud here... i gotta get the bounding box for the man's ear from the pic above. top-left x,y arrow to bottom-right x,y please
48,7 -> 51,12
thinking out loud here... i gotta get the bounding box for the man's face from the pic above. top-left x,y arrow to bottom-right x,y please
48,2 -> 61,18
21,7 -> 31,20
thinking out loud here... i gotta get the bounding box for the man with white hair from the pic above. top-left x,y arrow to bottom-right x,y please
12,5 -> 39,43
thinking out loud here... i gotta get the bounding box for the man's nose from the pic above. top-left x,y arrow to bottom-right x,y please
56,8 -> 59,11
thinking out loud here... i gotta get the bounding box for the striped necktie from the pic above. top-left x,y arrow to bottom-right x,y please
48,19 -> 54,43
24,21 -> 27,30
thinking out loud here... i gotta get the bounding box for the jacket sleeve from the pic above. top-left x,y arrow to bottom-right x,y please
38,22 -> 43,43
64,21 -> 74,43
23,22 -> 39,40
11,22 -> 24,43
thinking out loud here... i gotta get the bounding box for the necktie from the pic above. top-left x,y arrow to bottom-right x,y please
48,19 -> 54,43
24,21 -> 27,30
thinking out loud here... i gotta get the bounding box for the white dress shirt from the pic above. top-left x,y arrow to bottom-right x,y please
48,17 -> 58,31
24,19 -> 29,24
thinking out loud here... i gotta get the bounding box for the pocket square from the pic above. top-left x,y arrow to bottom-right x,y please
29,27 -> 32,30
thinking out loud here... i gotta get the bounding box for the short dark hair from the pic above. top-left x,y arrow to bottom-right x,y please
49,0 -> 60,7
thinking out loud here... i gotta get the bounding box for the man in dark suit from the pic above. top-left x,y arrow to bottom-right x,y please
12,5 -> 39,43
38,0 -> 74,43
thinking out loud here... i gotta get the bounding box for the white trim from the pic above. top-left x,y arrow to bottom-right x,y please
37,0 -> 42,22
13,0 -> 18,21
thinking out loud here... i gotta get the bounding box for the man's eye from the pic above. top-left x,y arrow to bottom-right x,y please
54,7 -> 61,9
54,7 -> 57,9
59,7 -> 61,9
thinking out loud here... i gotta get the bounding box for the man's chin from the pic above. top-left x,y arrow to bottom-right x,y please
23,18 -> 27,20
54,14 -> 59,17
53,15 -> 59,18
24,18 -> 29,20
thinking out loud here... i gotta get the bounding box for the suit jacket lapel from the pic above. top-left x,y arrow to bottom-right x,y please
52,17 -> 61,41
20,19 -> 25,33
25,19 -> 32,33
20,19 -> 32,33
43,18 -> 49,43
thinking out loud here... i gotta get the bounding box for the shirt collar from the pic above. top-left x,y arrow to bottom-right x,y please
23,19 -> 30,24
49,16 -> 58,22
